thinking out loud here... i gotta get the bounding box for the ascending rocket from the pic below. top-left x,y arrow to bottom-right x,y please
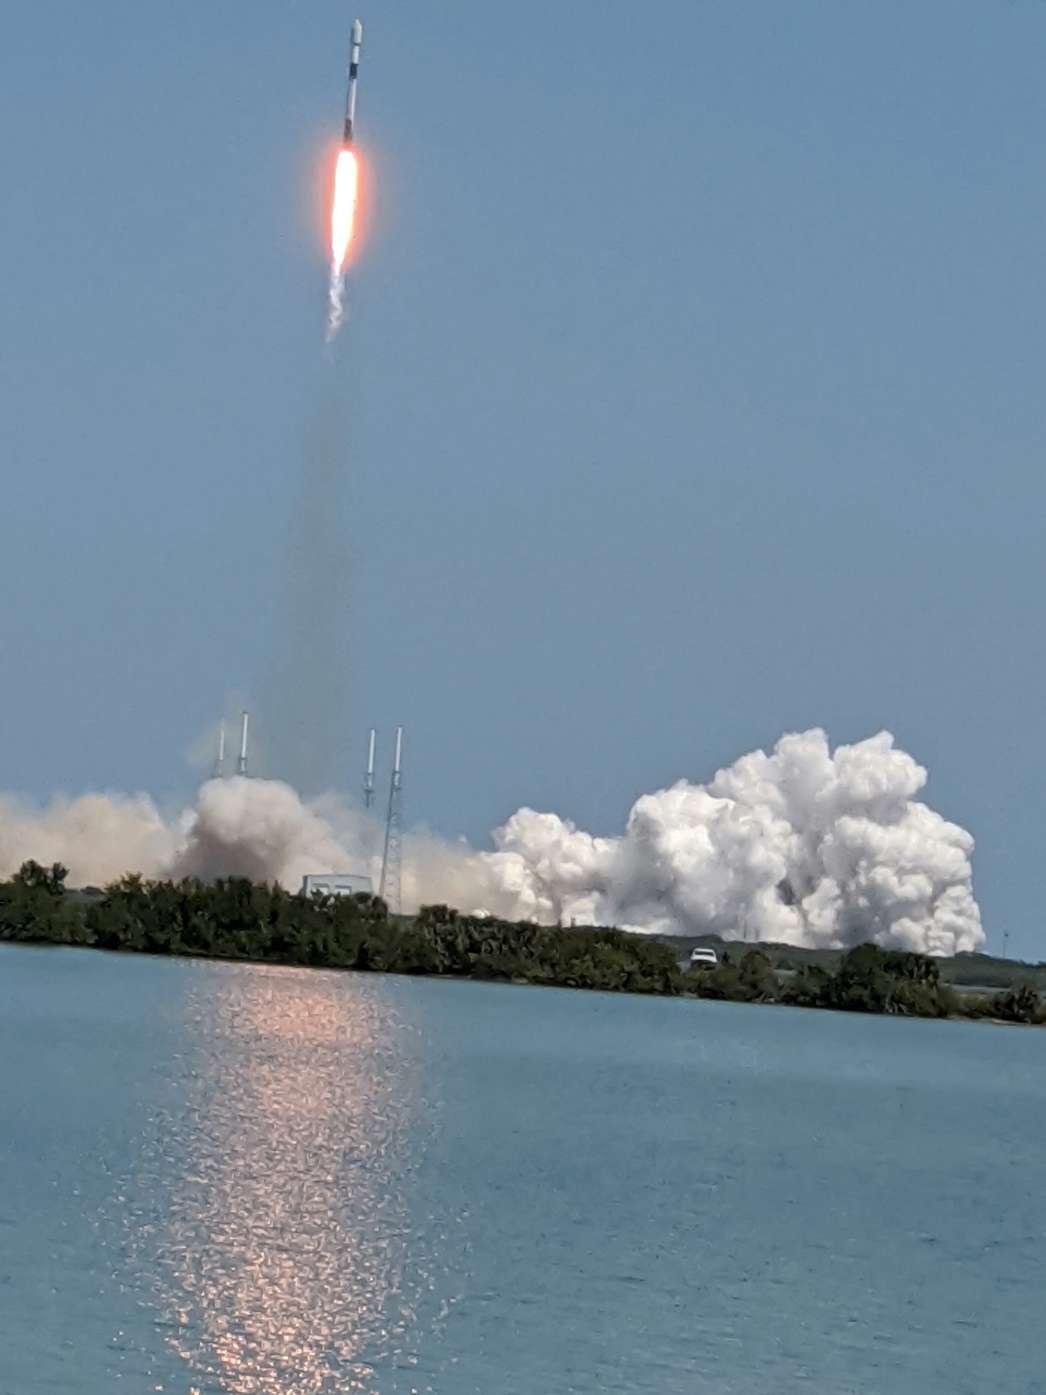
342,19 -> 363,145
327,16 -> 364,337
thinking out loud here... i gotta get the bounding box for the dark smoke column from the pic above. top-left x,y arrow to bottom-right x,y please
261,383 -> 354,798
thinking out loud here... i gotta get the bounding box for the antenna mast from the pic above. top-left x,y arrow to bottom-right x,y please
364,728 -> 376,808
236,710 -> 250,777
213,722 -> 226,780
379,726 -> 403,913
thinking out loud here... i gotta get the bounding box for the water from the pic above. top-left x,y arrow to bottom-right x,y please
1,944 -> 1043,1395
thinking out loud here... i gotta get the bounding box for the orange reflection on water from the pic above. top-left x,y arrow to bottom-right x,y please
159,965 -> 429,1394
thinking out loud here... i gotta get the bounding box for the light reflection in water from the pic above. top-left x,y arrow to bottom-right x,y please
146,964 -> 440,1394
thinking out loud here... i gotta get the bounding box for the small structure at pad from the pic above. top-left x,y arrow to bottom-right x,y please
301,873 -> 373,898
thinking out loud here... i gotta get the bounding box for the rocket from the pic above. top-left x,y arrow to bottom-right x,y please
327,16 -> 364,332
342,20 -> 364,145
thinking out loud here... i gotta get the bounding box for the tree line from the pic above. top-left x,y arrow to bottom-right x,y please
0,861 -> 1041,1025
697,943 -> 1044,1024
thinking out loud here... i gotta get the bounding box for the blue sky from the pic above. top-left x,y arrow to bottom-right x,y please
2,1 -> 1045,955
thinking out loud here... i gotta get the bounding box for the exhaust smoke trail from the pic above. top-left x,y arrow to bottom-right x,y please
0,729 -> 984,955
260,379 -> 353,799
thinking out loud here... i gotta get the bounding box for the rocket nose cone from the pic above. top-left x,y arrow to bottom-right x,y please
352,19 -> 363,42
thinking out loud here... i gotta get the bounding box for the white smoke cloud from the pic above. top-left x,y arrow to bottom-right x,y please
0,729 -> 983,955
0,791 -> 177,889
481,729 -> 983,955
0,780 -> 363,893
170,779 -> 356,887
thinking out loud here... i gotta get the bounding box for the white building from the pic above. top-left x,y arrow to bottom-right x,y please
300,873 -> 373,899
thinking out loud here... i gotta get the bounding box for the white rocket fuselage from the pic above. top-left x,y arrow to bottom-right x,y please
343,20 -> 364,144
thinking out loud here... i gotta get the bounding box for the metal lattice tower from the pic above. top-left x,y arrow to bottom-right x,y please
379,726 -> 403,913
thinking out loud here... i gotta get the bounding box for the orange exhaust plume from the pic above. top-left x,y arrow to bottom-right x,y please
330,148 -> 359,275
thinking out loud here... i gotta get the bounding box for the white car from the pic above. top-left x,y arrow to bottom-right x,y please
689,946 -> 719,969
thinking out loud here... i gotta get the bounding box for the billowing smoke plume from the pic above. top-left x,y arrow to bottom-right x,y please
0,729 -> 983,955
0,779 -> 377,896
0,791 -> 180,888
479,729 -> 983,955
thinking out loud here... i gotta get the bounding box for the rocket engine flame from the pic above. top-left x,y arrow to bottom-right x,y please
326,148 -> 359,341
331,148 -> 359,275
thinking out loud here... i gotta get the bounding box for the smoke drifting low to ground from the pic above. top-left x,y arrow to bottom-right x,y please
0,729 -> 982,955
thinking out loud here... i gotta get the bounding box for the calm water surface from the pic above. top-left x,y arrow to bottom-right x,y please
1,943 -> 1043,1394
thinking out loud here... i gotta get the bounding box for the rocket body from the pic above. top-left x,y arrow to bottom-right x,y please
327,15 -> 364,332
342,20 -> 364,144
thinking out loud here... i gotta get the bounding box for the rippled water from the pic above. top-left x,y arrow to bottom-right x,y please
1,944 -> 1043,1394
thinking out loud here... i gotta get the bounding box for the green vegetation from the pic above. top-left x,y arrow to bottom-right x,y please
779,944 -> 961,1018
939,953 -> 1046,995
685,943 -> 1045,1024
691,948 -> 780,1004
0,862 -> 678,995
0,861 -> 1043,1026
667,932 -> 1046,998
965,982 -> 1045,1026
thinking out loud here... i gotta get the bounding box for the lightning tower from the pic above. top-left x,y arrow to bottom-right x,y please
212,722 -> 226,780
379,726 -> 403,913
236,710 -> 250,778
364,728 -> 376,808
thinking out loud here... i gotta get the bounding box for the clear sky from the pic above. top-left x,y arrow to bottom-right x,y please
2,1 -> 1045,956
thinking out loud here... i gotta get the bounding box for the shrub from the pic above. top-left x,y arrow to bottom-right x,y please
987,983 -> 1043,1025
693,949 -> 780,1003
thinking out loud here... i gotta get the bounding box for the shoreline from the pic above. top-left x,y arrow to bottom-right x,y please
1,860 -> 1043,1029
